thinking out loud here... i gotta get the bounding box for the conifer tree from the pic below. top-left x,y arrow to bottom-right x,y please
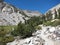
54,9 -> 58,19
46,10 -> 52,21
58,8 -> 60,19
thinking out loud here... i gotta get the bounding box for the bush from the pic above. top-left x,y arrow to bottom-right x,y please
0,27 -> 8,37
0,26 -> 15,45
18,22 -> 36,38
43,21 -> 53,26
11,30 -> 19,36
52,20 -> 60,26
11,22 -> 36,38
25,16 -> 43,26
0,36 -> 14,43
35,26 -> 42,30
11,16 -> 43,38
43,20 -> 60,26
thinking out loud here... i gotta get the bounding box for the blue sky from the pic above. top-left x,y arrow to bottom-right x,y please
4,0 -> 60,14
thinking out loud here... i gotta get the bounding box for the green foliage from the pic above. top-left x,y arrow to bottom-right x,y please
54,9 -> 58,19
26,16 -> 43,26
0,26 -> 17,36
11,16 -> 48,38
11,16 -> 45,38
43,20 -> 60,26
52,20 -> 60,26
43,21 -> 53,26
35,26 -> 42,30
0,36 -> 14,45
0,36 -> 14,43
41,15 -> 46,22
0,27 -> 8,37
46,10 -> 52,21
14,16 -> 45,38
58,8 -> 60,19
0,26 -> 15,44
0,26 -> 17,32
11,30 -> 19,36
12,22 -> 36,38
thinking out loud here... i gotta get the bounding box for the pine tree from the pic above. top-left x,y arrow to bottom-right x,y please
42,14 -> 46,22
54,9 -> 58,19
46,10 -> 52,21
58,8 -> 60,19
48,11 -> 52,20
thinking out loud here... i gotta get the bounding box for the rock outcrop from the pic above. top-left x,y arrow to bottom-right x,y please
45,4 -> 60,19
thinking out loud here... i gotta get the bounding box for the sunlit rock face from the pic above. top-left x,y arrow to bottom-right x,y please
45,4 -> 60,19
0,2 -> 25,25
7,26 -> 60,45
0,1 -> 41,26
23,10 -> 42,17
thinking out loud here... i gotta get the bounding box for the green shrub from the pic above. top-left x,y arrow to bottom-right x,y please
43,20 -> 60,26
11,30 -> 19,36
0,27 -> 8,37
18,23 -> 36,38
11,16 -> 44,38
26,16 -> 43,26
11,22 -> 36,38
0,36 -> 14,43
35,26 -> 42,30
52,20 -> 60,26
43,21 -> 53,26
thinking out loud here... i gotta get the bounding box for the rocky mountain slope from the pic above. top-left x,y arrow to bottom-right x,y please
0,1 -> 41,26
0,0 -> 60,26
0,0 -> 60,45
45,4 -> 60,19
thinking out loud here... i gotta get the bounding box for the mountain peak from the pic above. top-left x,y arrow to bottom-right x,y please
45,4 -> 60,13
45,3 -> 60,19
50,4 -> 60,10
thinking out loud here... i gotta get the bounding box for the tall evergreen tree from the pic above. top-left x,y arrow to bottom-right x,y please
58,8 -> 60,19
41,14 -> 46,22
46,10 -> 52,21
54,9 -> 58,19
49,11 -> 52,20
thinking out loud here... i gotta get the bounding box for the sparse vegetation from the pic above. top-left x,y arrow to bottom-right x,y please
11,16 -> 43,38
0,26 -> 15,45
58,8 -> 60,19
0,36 -> 14,43
45,10 -> 52,21
35,26 -> 42,30
11,22 -> 36,38
43,20 -> 60,26
0,36 -> 14,45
